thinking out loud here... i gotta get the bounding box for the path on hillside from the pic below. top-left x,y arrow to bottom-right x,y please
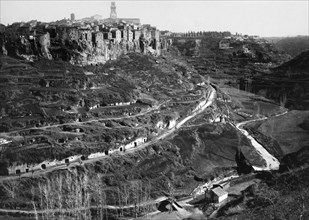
1,101 -> 168,136
0,196 -> 169,216
1,87 -> 289,217
0,86 -> 217,215
234,111 -> 288,171
0,86 -> 216,182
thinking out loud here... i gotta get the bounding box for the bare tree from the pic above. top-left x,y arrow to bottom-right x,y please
55,174 -> 64,219
1,180 -> 19,199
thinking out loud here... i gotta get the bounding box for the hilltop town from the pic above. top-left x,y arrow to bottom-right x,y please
0,2 -> 309,220
0,2 -> 168,65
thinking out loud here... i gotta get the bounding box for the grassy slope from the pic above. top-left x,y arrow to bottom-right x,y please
217,167 -> 309,220
244,110 -> 309,158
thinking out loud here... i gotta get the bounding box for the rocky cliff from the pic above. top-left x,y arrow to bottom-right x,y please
0,22 -> 168,66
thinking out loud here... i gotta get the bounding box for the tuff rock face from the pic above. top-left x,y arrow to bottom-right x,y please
0,21 -> 170,65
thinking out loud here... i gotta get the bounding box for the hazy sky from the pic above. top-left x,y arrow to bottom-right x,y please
0,0 -> 308,37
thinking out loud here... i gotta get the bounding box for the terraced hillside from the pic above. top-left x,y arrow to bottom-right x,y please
0,47 -> 280,219
2,36 -> 305,219
0,52 -> 207,169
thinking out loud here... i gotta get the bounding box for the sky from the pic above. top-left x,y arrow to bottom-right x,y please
0,0 -> 308,37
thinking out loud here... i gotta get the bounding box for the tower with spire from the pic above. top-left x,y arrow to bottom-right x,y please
110,2 -> 117,19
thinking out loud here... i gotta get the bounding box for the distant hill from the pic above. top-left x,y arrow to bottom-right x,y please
273,49 -> 309,75
273,36 -> 309,57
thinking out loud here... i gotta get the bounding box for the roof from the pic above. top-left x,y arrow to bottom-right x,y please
211,187 -> 228,197
219,40 -> 229,44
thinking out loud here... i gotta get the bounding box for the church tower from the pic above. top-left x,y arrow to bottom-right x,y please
110,2 -> 117,19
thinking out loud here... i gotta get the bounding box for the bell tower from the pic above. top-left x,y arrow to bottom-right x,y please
110,2 -> 117,19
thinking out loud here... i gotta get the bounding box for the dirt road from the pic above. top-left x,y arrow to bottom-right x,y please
0,86 -> 216,182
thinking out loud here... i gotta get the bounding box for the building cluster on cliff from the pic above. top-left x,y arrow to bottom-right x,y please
0,2 -> 171,65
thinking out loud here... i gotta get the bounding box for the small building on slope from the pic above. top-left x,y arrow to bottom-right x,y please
205,187 -> 228,203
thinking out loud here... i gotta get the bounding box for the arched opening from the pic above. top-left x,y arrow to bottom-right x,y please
105,150 -> 109,155
25,168 -> 29,173
119,147 -> 123,152
41,164 -> 46,169
15,169 -> 21,175
65,159 -> 70,164
134,142 -> 137,147
81,155 -> 86,161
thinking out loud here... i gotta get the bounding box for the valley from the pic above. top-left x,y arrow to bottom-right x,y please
0,17 -> 309,220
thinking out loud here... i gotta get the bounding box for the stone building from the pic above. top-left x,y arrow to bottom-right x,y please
60,27 -> 79,41
205,187 -> 228,203
127,29 -> 133,42
70,13 -> 75,21
103,2 -> 141,25
111,29 -> 121,42
103,32 -> 112,40
133,30 -> 141,40
78,27 -> 92,43
110,2 -> 117,19
151,29 -> 160,41
121,29 -> 128,40
92,31 -> 104,47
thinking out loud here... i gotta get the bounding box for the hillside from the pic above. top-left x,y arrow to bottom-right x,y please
274,36 -> 309,57
273,49 -> 309,76
0,47 -> 286,219
1,33 -> 308,219
247,50 -> 309,110
244,110 -> 309,160
0,52 -> 206,167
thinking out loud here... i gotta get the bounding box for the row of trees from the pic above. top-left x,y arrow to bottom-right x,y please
173,31 -> 232,38
1,168 -> 155,219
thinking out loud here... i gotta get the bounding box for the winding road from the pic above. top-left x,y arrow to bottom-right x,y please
0,85 -> 290,217
234,111 -> 288,171
0,85 -> 216,182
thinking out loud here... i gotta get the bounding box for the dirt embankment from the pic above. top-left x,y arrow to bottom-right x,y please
243,110 -> 309,160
